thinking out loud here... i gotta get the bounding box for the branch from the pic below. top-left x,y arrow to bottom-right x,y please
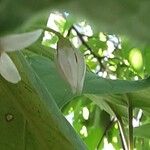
43,27 -> 64,40
69,25 -> 106,71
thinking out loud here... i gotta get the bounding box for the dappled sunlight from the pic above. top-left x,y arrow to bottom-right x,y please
129,48 -> 143,71
47,12 -> 66,32
102,138 -> 115,150
43,12 -> 66,49
75,21 -> 93,37
65,112 -> 74,126
80,125 -> 88,137
99,32 -> 107,42
133,109 -> 143,128
112,136 -> 118,143
82,107 -> 89,120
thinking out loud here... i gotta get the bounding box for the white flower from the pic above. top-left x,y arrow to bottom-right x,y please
0,29 -> 42,83
56,38 -> 86,94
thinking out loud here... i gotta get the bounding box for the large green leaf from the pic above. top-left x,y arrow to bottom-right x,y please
84,73 -> 150,95
1,47 -> 150,149
26,52 -> 73,108
0,95 -> 43,150
27,53 -> 150,110
0,52 -> 87,150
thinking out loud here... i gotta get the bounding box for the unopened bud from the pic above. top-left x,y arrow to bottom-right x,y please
55,38 -> 86,94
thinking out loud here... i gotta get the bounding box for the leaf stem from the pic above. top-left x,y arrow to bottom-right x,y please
128,96 -> 133,150
44,27 -> 64,39
109,103 -> 128,150
117,116 -> 128,150
37,25 -> 64,40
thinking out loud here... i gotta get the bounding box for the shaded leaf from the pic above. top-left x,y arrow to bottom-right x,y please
134,124 -> 150,139
0,52 -> 87,150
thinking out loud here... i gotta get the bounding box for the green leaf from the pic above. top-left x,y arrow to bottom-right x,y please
85,94 -> 115,116
26,52 -> 73,108
0,52 -> 87,150
84,72 -> 150,95
84,109 -> 111,150
27,52 -> 150,110
0,95 -> 43,150
128,90 -> 150,108
134,124 -> 150,139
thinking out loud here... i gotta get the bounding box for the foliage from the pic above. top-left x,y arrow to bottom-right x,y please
0,1 -> 150,150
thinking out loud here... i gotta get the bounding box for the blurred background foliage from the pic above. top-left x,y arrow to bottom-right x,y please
1,0 -> 150,150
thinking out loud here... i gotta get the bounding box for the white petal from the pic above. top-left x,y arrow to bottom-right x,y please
56,38 -> 86,94
0,52 -> 21,83
0,29 -> 43,52
56,39 -> 78,93
57,46 -> 77,93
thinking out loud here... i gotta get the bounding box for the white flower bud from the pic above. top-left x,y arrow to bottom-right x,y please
56,38 -> 86,94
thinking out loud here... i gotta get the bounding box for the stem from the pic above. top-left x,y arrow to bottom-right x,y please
128,97 -> 133,150
97,118 -> 115,149
69,25 -> 106,71
107,102 -> 128,150
43,27 -> 64,40
35,25 -> 64,40
117,116 -> 128,150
